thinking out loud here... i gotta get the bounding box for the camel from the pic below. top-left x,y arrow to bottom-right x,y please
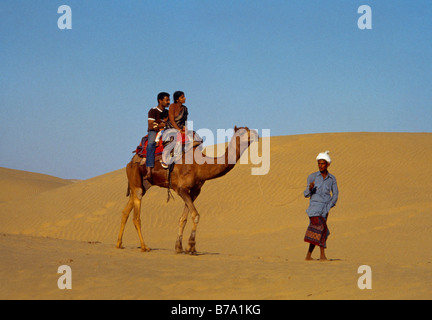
116,126 -> 258,254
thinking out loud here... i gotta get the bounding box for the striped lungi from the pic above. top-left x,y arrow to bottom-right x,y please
304,216 -> 330,248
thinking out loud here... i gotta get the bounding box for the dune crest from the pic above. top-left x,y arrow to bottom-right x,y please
0,167 -> 73,203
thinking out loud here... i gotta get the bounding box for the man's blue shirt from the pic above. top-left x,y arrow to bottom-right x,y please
304,171 -> 339,218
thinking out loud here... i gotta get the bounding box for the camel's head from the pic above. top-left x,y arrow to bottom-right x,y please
233,126 -> 259,146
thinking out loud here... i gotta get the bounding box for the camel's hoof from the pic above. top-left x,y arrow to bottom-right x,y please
185,248 -> 197,255
141,247 -> 151,252
175,242 -> 184,254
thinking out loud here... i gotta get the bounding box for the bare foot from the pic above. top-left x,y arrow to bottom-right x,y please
143,168 -> 152,180
305,253 -> 314,261
319,256 -> 328,261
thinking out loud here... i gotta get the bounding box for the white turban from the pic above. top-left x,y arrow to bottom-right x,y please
316,150 -> 331,163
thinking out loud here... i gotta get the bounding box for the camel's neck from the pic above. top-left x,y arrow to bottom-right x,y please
198,137 -> 248,181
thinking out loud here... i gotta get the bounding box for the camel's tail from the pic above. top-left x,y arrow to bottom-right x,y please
126,182 -> 130,197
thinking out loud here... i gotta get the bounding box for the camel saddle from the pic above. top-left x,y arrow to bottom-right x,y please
132,131 -> 202,167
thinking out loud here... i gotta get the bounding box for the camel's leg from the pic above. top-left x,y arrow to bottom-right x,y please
187,209 -> 200,254
175,204 -> 189,254
132,188 -> 151,252
116,196 -> 134,249
178,187 -> 201,254
187,187 -> 201,254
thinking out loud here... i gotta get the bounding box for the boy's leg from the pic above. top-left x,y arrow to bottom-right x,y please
144,131 -> 157,179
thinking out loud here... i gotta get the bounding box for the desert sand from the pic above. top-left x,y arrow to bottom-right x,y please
1,132 -> 432,300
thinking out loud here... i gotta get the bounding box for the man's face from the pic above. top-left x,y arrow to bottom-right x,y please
318,159 -> 329,173
159,96 -> 170,108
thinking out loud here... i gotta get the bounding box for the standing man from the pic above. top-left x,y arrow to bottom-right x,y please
144,92 -> 170,180
303,151 -> 339,261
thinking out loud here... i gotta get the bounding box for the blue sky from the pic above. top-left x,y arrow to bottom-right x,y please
1,0 -> 431,179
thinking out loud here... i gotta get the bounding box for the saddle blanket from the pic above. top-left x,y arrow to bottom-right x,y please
133,131 -> 202,162
134,135 -> 164,158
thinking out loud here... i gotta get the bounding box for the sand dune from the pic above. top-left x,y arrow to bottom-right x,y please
0,167 -> 73,203
1,132 -> 432,300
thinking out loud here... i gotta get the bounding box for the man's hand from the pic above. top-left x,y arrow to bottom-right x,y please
158,122 -> 166,130
309,181 -> 315,191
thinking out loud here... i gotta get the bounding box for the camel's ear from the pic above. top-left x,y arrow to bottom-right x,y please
234,126 -> 238,132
